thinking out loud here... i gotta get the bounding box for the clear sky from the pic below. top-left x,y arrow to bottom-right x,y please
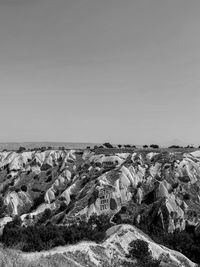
0,0 -> 200,145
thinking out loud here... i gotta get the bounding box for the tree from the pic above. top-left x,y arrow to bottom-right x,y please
126,239 -> 161,267
143,145 -> 148,148
0,196 -> 6,218
38,208 -> 52,224
168,145 -> 181,149
21,185 -> 27,192
103,142 -> 113,148
18,146 -> 26,153
150,144 -> 159,149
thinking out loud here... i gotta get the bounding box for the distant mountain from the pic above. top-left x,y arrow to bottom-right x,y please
164,138 -> 188,147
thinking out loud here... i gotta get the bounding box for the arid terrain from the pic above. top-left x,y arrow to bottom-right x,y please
0,145 -> 200,266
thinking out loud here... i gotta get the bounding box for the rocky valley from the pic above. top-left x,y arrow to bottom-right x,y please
0,146 -> 200,266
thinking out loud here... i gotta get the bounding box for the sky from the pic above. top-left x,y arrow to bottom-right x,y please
0,0 -> 200,145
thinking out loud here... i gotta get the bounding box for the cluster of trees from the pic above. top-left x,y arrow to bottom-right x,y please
16,146 -> 58,153
91,143 -> 138,149
137,221 -> 200,264
7,146 -> 68,153
0,196 -> 7,218
102,143 -> 137,149
103,142 -> 114,148
90,143 -> 162,150
1,214 -> 112,252
168,145 -> 183,149
124,239 -> 161,267
3,207 -> 200,264
168,145 -> 195,149
149,144 -> 159,149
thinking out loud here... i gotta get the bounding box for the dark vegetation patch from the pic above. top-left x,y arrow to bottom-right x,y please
112,199 -> 200,265
45,175 -> 52,183
34,174 -> 39,180
30,192 -> 45,211
0,171 -> 8,183
41,164 -> 51,171
32,188 -> 42,192
1,214 -> 112,252
124,239 -> 161,267
46,169 -> 52,176
137,221 -> 200,264
21,185 -> 27,192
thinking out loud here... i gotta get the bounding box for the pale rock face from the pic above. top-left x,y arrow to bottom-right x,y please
149,162 -> 161,178
0,216 -> 12,235
147,152 -> 159,160
60,188 -> 71,205
5,191 -> 32,215
44,188 -> 56,204
190,150 -> 200,158
2,149 -> 200,236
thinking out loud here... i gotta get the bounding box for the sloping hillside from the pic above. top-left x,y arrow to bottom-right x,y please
0,224 -> 196,267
